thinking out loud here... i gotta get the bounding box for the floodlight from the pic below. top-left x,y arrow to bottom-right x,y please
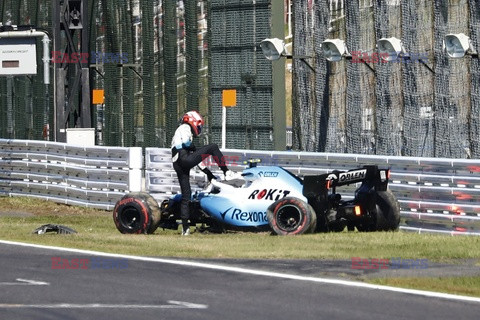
260,38 -> 287,61
68,0 -> 83,29
260,37 -> 315,72
444,33 -> 477,58
377,37 -> 404,62
377,36 -> 434,73
321,39 -> 349,62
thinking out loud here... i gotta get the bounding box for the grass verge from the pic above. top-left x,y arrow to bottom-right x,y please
369,277 -> 480,298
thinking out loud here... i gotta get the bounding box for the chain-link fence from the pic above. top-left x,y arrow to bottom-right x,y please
292,0 -> 480,158
0,0 -> 52,141
2,1 -> 480,158
0,0 -> 274,149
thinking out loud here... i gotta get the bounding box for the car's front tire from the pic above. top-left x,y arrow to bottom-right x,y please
113,192 -> 161,234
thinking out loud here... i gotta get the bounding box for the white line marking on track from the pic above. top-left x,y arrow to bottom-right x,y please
0,279 -> 49,286
1,239 -> 479,304
16,279 -> 50,285
0,301 -> 208,309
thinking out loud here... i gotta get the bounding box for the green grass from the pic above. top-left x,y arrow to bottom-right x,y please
0,211 -> 480,262
2,211 -> 480,261
1,196 -> 479,297
370,277 -> 480,298
1,197 -> 479,260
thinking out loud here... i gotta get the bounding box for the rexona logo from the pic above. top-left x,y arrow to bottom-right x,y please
248,189 -> 291,200
338,169 -> 367,183
258,171 -> 279,178
221,207 -> 267,222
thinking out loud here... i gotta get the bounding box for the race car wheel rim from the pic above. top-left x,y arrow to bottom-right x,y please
276,204 -> 303,232
120,206 -> 142,230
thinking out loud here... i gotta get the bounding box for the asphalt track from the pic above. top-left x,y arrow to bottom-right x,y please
0,241 -> 479,320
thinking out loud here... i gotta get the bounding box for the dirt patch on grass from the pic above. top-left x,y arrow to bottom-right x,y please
0,211 -> 34,217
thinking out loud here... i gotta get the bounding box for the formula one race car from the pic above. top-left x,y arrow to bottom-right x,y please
113,161 -> 400,235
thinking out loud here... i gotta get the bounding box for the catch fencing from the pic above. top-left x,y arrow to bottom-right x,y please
292,0 -> 480,158
0,0 -> 274,150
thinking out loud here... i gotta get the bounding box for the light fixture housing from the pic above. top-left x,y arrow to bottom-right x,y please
321,39 -> 349,62
260,38 -> 287,61
260,37 -> 316,72
443,33 -> 477,58
377,37 -> 405,62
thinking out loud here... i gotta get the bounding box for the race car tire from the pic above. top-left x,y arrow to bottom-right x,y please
267,197 -> 317,235
113,192 -> 161,234
374,189 -> 400,231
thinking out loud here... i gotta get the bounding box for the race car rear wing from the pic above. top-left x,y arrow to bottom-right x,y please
302,165 -> 390,199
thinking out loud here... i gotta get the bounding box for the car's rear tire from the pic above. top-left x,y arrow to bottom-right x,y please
375,190 -> 400,231
113,192 -> 161,234
267,197 -> 317,235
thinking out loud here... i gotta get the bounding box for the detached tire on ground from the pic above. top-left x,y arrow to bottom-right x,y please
374,189 -> 400,231
267,197 -> 317,235
113,192 -> 161,234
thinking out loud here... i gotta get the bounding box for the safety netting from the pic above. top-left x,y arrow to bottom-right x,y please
291,0 -> 480,158
2,1 -> 480,157
469,0 -> 480,158
0,0 -> 52,141
0,0 -> 274,149
208,0 -> 274,150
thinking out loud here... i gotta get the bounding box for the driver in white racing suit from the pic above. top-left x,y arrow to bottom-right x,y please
171,110 -> 240,235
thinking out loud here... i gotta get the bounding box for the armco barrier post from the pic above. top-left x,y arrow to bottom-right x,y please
128,147 -> 143,192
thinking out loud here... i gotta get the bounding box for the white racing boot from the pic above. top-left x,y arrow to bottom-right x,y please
223,170 -> 242,181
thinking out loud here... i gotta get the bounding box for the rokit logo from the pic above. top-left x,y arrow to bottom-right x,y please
248,189 -> 291,200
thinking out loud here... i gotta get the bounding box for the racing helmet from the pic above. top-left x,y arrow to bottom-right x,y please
182,110 -> 204,136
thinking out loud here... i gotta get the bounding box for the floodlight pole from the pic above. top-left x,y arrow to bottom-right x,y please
343,55 -> 376,73
419,59 -> 435,74
363,61 -> 375,73
401,53 -> 435,74
285,54 -> 315,73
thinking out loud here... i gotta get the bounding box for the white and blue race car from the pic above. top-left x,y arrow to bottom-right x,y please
113,161 -> 400,235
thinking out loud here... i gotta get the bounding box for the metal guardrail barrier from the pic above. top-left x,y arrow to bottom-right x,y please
145,148 -> 480,235
0,139 -> 142,210
1,139 -> 479,235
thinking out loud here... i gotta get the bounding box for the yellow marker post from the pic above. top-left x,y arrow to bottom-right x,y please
92,89 -> 105,104
221,89 -> 237,149
222,89 -> 237,107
